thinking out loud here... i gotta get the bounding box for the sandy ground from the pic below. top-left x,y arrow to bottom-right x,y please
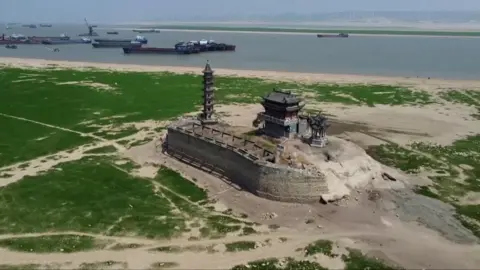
1,58 -> 480,269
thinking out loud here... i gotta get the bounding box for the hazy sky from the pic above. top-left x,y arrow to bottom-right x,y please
2,0 -> 480,23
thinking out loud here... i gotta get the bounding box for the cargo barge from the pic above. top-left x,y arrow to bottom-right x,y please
93,41 -> 143,48
317,33 -> 349,38
29,33 -> 71,41
0,34 -> 42,44
123,43 -> 201,54
42,37 -> 91,45
184,39 -> 236,51
123,40 -> 236,55
92,36 -> 147,48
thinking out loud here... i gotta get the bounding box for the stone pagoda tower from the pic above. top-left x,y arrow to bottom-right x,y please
198,60 -> 217,125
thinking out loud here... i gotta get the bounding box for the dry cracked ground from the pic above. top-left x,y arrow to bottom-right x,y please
0,68 -> 480,270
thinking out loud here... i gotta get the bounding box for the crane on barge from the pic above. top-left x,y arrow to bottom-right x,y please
79,18 -> 98,37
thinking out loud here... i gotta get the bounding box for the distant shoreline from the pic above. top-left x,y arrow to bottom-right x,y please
112,25 -> 480,38
2,57 -> 480,90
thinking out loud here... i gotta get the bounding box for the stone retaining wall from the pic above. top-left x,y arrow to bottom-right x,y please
166,121 -> 328,203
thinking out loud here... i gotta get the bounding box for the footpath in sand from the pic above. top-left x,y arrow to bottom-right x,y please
0,58 -> 479,269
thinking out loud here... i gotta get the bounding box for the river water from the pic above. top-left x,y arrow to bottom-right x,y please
1,24 -> 480,80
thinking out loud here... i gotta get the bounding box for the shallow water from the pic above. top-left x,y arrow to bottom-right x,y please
1,24 -> 480,80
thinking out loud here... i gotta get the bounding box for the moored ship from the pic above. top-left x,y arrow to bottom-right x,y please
42,37 -> 91,45
123,40 -> 236,55
29,33 -> 71,41
317,33 -> 349,38
93,41 -> 142,48
22,24 -> 37,28
184,39 -> 236,51
0,34 -> 42,44
92,36 -> 147,48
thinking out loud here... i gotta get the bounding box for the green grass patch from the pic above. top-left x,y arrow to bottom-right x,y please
342,249 -> 403,270
241,226 -> 257,235
0,116 -> 92,167
84,145 -> 117,154
0,264 -> 41,270
215,77 -> 433,106
225,241 -> 256,252
231,257 -> 328,270
0,234 -> 106,253
455,205 -> 480,237
366,144 -> 444,173
154,166 -> 207,202
150,25 -> 480,37
303,239 -> 335,257
439,90 -> 480,107
0,157 -> 185,238
0,68 -> 436,166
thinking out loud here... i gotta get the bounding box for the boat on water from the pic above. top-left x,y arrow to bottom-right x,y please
95,35 -> 148,44
39,24 -> 52,27
132,28 -> 160,33
92,36 -> 147,48
123,40 -> 236,55
92,40 -> 143,48
183,39 -> 236,52
317,33 -> 349,38
5,44 -> 17,49
29,33 -> 71,41
106,31 -> 119,35
123,46 -> 196,55
22,24 -> 37,28
0,34 -> 42,44
42,37 -> 91,45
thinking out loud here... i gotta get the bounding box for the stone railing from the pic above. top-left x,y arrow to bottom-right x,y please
173,122 -> 275,162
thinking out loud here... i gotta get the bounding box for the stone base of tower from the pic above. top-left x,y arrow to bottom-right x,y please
311,136 -> 328,147
197,113 -> 218,125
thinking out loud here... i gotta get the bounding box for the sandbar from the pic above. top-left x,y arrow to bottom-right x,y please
1,57 -> 479,91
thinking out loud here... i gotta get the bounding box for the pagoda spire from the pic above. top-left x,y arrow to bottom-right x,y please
198,60 -> 217,125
